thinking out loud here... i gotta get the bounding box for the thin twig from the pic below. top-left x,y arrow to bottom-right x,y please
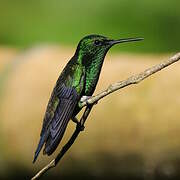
31,52 -> 180,180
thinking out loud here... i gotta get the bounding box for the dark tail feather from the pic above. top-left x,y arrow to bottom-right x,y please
33,134 -> 46,163
44,117 -> 70,156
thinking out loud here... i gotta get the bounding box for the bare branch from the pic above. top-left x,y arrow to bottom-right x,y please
31,52 -> 180,180
31,159 -> 55,180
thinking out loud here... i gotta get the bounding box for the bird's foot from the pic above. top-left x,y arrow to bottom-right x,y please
76,122 -> 85,131
71,117 -> 79,124
80,96 -> 92,103
80,95 -> 98,106
72,117 -> 85,131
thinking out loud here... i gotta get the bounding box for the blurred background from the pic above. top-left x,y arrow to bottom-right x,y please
0,0 -> 180,179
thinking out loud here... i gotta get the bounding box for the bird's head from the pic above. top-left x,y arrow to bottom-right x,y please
75,34 -> 143,65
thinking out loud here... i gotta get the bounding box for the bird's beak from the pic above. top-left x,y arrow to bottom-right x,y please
108,37 -> 144,46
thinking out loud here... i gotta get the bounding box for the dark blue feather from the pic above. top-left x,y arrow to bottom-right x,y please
33,85 -> 79,162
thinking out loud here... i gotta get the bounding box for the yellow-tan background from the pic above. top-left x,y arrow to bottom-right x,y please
0,0 -> 180,179
0,46 -> 180,179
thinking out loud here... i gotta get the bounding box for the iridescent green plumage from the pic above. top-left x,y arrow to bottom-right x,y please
33,34 -> 143,163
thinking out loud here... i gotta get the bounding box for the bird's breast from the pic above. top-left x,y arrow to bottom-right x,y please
84,60 -> 104,95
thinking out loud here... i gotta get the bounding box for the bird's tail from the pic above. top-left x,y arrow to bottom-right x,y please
33,134 -> 46,163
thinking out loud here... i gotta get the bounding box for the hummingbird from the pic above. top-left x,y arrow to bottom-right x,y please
33,34 -> 143,163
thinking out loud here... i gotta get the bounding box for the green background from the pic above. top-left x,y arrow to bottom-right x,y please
0,0 -> 179,53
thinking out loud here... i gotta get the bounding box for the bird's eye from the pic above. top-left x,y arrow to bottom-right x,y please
94,40 -> 102,46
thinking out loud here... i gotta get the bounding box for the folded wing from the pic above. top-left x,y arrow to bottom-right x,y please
33,84 -> 79,163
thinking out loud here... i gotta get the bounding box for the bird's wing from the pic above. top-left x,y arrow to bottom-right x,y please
45,85 -> 79,155
33,70 -> 85,163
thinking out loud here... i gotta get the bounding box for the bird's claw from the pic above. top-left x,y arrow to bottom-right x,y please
72,117 -> 85,131
77,122 -> 85,131
71,117 -> 79,124
80,96 -> 92,103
